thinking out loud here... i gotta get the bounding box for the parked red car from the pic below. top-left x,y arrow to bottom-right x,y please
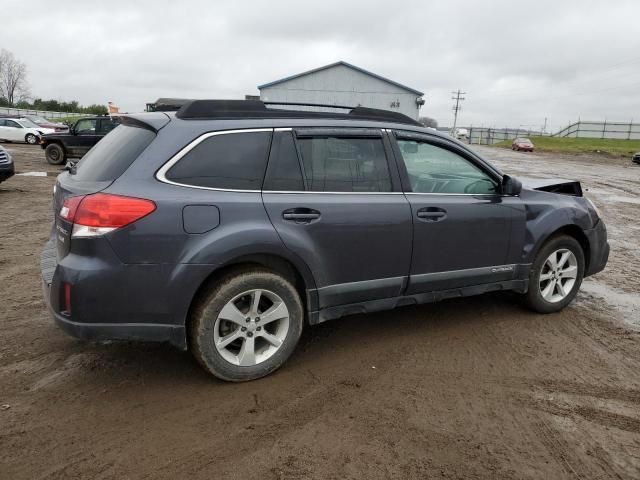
24,115 -> 69,133
512,137 -> 534,152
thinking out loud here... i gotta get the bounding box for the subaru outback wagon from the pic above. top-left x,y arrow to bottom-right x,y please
41,100 -> 609,381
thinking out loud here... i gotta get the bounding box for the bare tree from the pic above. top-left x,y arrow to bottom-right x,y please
419,116 -> 438,128
0,49 -> 31,106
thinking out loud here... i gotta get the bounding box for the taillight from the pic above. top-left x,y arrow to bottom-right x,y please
59,193 -> 156,237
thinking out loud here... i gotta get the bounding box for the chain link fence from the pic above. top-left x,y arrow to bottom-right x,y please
458,121 -> 640,145
0,106 -> 84,119
553,121 -> 640,139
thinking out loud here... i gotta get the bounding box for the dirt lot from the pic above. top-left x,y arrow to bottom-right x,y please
1,143 -> 639,479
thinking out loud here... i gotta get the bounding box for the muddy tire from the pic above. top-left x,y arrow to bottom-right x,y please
189,268 -> 304,382
524,235 -> 585,314
45,143 -> 66,165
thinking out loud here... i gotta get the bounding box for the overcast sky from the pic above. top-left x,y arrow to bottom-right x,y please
2,0 -> 639,131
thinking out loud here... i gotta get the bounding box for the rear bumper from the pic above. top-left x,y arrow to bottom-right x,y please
584,219 -> 609,277
43,281 -> 186,347
40,238 -> 187,349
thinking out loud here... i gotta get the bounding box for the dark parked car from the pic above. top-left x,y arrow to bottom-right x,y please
633,152 -> 640,164
512,137 -> 534,152
0,145 -> 14,183
40,116 -> 120,165
24,115 -> 69,133
41,100 -> 609,381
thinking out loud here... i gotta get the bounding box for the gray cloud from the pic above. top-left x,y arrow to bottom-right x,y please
2,0 -> 638,131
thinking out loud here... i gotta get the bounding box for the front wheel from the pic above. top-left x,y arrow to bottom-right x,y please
524,235 -> 585,313
189,268 -> 304,381
25,133 -> 38,145
45,143 -> 66,165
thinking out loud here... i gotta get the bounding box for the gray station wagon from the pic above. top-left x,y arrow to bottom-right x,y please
41,100 -> 609,381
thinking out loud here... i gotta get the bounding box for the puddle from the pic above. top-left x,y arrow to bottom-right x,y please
580,280 -> 640,326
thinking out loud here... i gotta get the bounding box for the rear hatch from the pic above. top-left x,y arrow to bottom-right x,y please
53,119 -> 159,259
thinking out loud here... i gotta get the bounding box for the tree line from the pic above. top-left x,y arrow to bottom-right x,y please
0,49 -> 107,115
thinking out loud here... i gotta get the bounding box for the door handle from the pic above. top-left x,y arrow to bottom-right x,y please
417,207 -> 447,222
282,208 -> 321,223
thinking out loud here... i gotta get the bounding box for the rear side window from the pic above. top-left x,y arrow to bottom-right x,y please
297,136 -> 391,192
74,125 -> 155,182
165,131 -> 272,190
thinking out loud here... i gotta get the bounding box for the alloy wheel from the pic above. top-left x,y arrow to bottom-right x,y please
538,248 -> 578,303
213,289 -> 290,366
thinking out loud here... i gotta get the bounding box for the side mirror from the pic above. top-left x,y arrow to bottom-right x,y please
502,175 -> 522,196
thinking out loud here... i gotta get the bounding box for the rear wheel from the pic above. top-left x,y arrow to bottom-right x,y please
524,235 -> 584,313
25,133 -> 38,145
189,268 -> 304,381
45,143 -> 66,165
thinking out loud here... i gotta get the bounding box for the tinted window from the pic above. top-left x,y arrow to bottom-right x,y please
263,131 -> 304,191
397,140 -> 498,194
0,120 -> 5,126
6,120 -> 20,128
74,125 -> 156,182
297,136 -> 391,192
166,131 -> 272,190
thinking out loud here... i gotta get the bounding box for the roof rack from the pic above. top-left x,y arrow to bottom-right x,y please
175,99 -> 421,126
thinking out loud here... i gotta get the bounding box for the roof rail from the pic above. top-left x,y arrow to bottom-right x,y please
175,99 -> 421,126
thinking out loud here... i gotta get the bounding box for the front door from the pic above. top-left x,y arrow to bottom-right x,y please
262,128 -> 412,310
71,118 -> 99,157
2,119 -> 24,141
390,131 -> 521,294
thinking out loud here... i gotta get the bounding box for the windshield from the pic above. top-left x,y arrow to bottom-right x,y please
18,118 -> 41,128
515,138 -> 531,143
27,115 -> 49,124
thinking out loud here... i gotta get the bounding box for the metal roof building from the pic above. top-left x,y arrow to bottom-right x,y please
258,61 -> 425,120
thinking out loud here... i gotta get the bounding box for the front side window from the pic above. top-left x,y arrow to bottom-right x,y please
165,131 -> 272,190
397,139 -> 498,194
297,136 -> 391,192
75,119 -> 97,134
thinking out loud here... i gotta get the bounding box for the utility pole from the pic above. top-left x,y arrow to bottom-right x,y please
451,89 -> 466,135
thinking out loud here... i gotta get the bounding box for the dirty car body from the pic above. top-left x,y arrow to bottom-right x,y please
40,100 -> 609,380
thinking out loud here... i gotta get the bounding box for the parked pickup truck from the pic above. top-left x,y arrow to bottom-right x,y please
40,116 -> 120,165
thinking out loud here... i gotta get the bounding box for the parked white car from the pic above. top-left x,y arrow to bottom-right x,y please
0,117 -> 55,144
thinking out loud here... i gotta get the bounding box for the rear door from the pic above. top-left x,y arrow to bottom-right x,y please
390,131 -> 521,294
262,128 -> 412,309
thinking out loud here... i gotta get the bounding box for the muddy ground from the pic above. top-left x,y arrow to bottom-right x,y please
1,143 -> 639,479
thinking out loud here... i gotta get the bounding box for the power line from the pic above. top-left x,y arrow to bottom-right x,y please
451,89 -> 466,133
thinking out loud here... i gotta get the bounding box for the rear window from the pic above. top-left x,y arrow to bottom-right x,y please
165,131 -> 272,190
74,125 -> 155,182
297,136 -> 392,192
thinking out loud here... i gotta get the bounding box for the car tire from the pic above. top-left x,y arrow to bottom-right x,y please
25,133 -> 38,145
524,234 -> 585,314
189,268 -> 304,382
45,143 -> 66,165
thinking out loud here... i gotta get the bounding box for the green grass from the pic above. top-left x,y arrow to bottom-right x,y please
493,136 -> 640,157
